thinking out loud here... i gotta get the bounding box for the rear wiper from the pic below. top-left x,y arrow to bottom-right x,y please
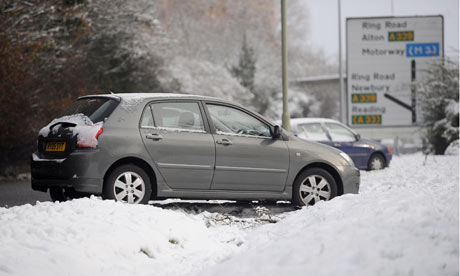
48,122 -> 77,130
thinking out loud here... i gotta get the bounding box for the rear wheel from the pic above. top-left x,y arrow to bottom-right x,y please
292,168 -> 338,206
368,153 -> 385,170
103,164 -> 151,204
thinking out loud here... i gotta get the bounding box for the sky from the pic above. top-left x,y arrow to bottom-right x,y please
307,0 -> 459,59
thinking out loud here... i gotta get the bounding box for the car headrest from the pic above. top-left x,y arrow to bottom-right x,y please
178,112 -> 195,129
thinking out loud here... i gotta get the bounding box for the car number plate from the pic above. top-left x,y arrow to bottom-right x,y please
46,142 -> 66,152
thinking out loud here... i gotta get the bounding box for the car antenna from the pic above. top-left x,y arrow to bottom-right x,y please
109,90 -> 115,95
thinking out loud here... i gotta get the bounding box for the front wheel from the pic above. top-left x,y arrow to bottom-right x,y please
292,168 -> 338,206
103,164 -> 152,204
368,153 -> 385,170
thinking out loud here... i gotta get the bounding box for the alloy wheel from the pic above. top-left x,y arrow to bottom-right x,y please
113,171 -> 146,204
370,156 -> 384,170
299,175 -> 332,205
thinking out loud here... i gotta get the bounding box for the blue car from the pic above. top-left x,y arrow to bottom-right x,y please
289,118 -> 392,170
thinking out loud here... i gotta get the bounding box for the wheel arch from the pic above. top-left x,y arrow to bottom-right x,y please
104,157 -> 157,198
295,162 -> 344,196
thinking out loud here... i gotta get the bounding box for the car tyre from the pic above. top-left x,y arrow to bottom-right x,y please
103,164 -> 151,204
368,153 -> 385,170
292,168 -> 338,206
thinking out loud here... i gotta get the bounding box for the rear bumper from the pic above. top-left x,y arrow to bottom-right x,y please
31,177 -> 102,194
30,150 -> 104,194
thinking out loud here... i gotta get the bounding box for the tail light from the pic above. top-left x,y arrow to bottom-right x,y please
76,126 -> 103,148
387,146 -> 391,153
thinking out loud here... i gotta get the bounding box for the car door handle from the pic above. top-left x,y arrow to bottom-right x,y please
146,133 -> 163,140
216,138 -> 232,146
334,143 -> 341,147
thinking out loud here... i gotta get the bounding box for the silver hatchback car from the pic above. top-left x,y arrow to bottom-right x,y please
31,93 -> 360,206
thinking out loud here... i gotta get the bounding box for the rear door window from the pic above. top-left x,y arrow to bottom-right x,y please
140,105 -> 155,128
60,98 -> 119,123
150,102 -> 205,132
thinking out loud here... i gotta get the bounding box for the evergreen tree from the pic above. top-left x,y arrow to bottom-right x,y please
230,35 -> 257,93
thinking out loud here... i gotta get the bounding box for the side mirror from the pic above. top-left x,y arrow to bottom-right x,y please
355,133 -> 361,141
272,125 -> 281,139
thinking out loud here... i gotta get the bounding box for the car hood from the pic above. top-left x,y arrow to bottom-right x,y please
286,133 -> 353,167
355,137 -> 386,150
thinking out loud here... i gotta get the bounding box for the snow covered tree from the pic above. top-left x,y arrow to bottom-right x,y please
420,58 -> 459,155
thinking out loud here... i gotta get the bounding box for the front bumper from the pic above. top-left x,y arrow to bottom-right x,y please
340,165 -> 360,194
385,152 -> 393,167
30,150 -> 104,194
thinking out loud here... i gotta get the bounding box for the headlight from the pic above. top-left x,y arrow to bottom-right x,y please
339,152 -> 354,167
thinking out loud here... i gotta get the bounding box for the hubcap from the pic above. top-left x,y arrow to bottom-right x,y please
371,157 -> 384,170
113,171 -> 145,204
299,175 -> 331,205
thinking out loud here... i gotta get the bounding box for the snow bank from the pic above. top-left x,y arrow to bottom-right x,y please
0,154 -> 458,276
0,199 -> 244,276
199,153 -> 459,276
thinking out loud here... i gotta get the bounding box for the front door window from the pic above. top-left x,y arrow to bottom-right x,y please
207,104 -> 271,137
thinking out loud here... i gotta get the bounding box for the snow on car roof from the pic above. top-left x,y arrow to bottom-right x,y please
79,93 -> 222,103
290,117 -> 341,126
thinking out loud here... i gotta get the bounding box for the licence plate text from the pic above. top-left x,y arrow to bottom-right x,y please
46,142 -> 66,152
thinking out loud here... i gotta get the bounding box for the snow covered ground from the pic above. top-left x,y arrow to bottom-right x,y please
0,153 -> 458,276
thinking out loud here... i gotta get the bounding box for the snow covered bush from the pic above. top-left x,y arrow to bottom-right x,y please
420,58 -> 459,155
158,57 -> 253,106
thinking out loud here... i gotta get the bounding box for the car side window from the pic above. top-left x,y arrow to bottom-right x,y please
297,123 -> 329,141
207,104 -> 271,137
140,105 -> 155,128
151,102 -> 205,132
325,123 -> 356,142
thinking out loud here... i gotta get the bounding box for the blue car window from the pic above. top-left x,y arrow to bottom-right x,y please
297,123 -> 329,141
325,123 -> 356,142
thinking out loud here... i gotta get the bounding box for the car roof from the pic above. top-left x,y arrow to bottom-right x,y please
290,117 -> 341,126
79,93 -> 276,125
79,93 -> 223,103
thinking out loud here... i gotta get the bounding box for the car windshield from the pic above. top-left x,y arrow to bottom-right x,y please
297,123 -> 329,141
325,123 -> 356,142
60,98 -> 119,123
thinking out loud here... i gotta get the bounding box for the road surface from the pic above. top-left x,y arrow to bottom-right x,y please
0,180 -> 50,207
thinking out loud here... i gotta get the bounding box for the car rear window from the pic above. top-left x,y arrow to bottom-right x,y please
60,98 -> 119,123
